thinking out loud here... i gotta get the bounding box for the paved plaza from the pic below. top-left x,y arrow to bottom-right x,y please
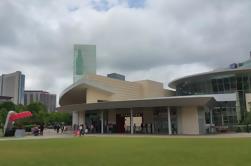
1,128 -> 251,141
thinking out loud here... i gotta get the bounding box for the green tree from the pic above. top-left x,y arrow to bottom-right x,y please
0,101 -> 71,131
46,112 -> 72,125
0,102 -> 16,128
26,102 -> 48,124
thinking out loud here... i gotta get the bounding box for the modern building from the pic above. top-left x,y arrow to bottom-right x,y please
24,90 -> 56,112
58,74 -> 214,135
73,44 -> 96,83
58,45 -> 219,135
0,71 -> 25,104
58,44 -> 251,134
168,58 -> 251,128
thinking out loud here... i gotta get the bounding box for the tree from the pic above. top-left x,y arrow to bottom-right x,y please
26,102 -> 47,124
46,112 -> 72,125
0,102 -> 16,128
0,101 -> 71,131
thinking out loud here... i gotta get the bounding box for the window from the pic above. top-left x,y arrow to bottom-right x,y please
205,112 -> 211,124
224,78 -> 230,92
218,79 -> 224,92
230,77 -> 237,90
212,79 -> 218,93
30,94 -> 33,103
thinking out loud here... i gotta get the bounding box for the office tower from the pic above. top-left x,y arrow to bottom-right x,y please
73,44 -> 96,82
0,71 -> 25,104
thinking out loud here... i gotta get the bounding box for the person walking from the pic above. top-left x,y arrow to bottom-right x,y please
61,124 -> 65,134
79,124 -> 83,136
39,123 -> 44,136
56,123 -> 60,134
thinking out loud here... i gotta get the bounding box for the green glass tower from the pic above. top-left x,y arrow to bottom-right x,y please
73,44 -> 96,82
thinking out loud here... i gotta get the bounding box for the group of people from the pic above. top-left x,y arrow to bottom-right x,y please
54,123 -> 65,134
32,124 -> 44,136
73,124 -> 95,136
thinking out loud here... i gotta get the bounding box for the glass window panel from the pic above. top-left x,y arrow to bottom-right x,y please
218,79 -> 224,92
230,77 -> 236,90
243,76 -> 249,90
212,79 -> 218,93
237,76 -> 243,90
224,78 -> 230,92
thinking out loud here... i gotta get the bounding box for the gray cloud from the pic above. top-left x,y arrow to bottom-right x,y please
0,0 -> 251,103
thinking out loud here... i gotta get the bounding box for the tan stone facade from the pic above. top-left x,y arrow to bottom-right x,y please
59,74 -> 214,135
81,74 -> 170,104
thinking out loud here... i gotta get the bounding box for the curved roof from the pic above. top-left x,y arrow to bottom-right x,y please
168,67 -> 251,89
59,77 -> 115,106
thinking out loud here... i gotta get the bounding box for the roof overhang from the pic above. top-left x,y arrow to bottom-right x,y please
59,78 -> 115,106
57,96 -> 216,112
168,68 -> 251,89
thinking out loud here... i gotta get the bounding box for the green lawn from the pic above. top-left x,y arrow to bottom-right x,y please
0,137 -> 251,166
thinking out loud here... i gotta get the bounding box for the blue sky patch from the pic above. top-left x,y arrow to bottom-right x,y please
91,0 -> 145,11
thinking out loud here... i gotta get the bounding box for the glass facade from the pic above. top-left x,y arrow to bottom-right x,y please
176,72 -> 251,125
212,102 -> 237,126
176,73 -> 251,96
73,45 -> 96,83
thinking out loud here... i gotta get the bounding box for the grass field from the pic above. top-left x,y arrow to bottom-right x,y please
0,137 -> 251,166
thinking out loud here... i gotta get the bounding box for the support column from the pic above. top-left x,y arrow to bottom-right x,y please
167,107 -> 172,135
100,111 -> 104,134
221,110 -> 224,126
78,111 -> 85,125
130,108 -> 133,134
210,108 -> 213,133
72,111 -> 79,126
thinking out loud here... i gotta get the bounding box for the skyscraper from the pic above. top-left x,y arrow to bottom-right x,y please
73,44 -> 96,82
0,71 -> 25,104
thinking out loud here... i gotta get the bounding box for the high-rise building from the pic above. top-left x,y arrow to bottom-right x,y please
73,44 -> 96,82
0,71 -> 25,104
24,90 -> 56,112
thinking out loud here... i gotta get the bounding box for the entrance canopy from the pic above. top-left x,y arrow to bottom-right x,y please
57,96 -> 216,112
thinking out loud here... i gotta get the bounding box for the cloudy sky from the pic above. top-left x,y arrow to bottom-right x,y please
1,0 -> 251,102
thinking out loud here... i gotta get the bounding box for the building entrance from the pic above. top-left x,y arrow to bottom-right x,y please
85,112 -> 101,133
116,114 -> 125,133
116,113 -> 143,134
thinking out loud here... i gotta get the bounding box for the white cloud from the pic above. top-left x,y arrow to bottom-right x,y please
0,0 -> 251,105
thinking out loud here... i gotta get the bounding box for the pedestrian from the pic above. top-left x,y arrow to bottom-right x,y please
56,123 -> 60,134
141,123 -> 143,133
61,124 -> 65,134
79,124 -> 83,136
85,127 -> 88,135
90,124 -> 94,133
39,123 -> 44,136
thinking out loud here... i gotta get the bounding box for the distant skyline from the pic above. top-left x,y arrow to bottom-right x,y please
0,0 -> 251,102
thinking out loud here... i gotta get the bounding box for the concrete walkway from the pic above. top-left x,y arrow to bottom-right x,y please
1,130 -> 251,141
0,129 -> 73,141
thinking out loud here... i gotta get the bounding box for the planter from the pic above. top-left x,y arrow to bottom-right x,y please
15,129 -> 26,137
